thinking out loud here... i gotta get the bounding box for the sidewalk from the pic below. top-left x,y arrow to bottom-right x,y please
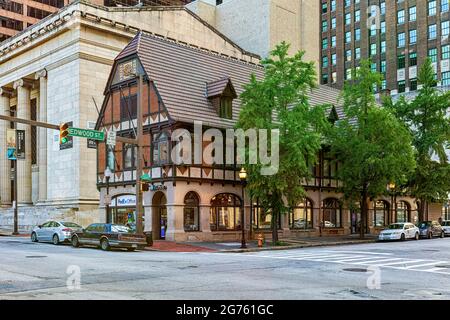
0,228 -> 30,237
146,235 -> 378,253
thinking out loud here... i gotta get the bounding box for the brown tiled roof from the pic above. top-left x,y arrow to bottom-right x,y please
115,32 -> 342,128
206,77 -> 237,99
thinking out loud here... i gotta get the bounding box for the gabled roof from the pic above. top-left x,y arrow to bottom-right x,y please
111,32 -> 342,128
206,77 -> 237,99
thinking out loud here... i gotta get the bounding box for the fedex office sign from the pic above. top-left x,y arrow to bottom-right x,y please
116,195 -> 136,207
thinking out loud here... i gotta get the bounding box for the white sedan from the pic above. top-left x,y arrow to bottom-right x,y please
31,221 -> 83,245
441,221 -> 450,236
378,223 -> 420,241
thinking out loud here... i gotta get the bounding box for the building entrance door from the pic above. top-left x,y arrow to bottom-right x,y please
152,192 -> 167,240
351,210 -> 361,234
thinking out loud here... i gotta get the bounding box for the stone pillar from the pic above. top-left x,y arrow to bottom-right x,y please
35,70 -> 47,203
13,79 -> 33,205
200,204 -> 211,239
0,88 -> 12,206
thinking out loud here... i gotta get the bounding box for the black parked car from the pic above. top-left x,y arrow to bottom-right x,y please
417,221 -> 445,239
71,223 -> 147,251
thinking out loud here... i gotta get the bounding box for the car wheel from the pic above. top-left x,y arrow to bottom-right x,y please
401,233 -> 406,241
415,232 -> 419,240
31,232 -> 38,242
127,248 -> 136,252
100,238 -> 110,251
71,236 -> 80,248
52,234 -> 60,245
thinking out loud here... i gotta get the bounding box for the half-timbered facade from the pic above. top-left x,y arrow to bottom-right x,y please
96,32 -> 440,242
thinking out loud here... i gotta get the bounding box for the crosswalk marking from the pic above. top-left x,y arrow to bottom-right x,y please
403,261 -> 447,269
235,250 -> 450,275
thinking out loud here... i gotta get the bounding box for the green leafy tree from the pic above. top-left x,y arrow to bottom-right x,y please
328,60 -> 416,238
384,58 -> 450,220
236,42 -> 329,243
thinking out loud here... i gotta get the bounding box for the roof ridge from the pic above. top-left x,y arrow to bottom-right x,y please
138,31 -> 263,69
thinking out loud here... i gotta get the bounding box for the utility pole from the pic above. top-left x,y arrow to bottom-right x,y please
135,74 -> 144,235
12,119 -> 18,235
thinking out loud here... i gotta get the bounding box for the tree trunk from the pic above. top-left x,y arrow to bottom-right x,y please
360,186 -> 368,240
272,207 -> 279,244
418,199 -> 426,222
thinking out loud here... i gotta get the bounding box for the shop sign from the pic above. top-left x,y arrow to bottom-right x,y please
115,195 -> 136,207
150,185 -> 167,192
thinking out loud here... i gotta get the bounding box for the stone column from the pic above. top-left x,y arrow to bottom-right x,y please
0,88 -> 12,206
35,70 -> 47,203
13,79 -> 33,205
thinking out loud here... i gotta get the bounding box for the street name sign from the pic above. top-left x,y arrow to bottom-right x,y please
68,127 -> 105,141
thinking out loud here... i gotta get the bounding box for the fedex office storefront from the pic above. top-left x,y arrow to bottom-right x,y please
110,195 -> 137,226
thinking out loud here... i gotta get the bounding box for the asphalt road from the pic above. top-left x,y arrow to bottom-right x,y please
1,236 -> 450,300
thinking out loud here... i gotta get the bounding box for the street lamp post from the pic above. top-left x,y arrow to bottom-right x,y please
239,167 -> 247,249
104,167 -> 112,224
388,182 -> 396,225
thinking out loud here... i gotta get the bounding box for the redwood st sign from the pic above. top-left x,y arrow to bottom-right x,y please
68,127 -> 105,141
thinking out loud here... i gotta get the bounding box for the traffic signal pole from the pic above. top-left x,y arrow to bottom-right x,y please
136,74 -> 144,235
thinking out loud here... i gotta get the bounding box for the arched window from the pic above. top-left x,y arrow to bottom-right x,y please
373,200 -> 389,227
210,193 -> 241,231
184,192 -> 200,232
322,198 -> 341,228
396,201 -> 410,223
291,198 -> 314,229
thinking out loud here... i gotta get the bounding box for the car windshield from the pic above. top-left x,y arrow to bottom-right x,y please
387,224 -> 404,230
418,222 -> 431,228
111,225 -> 133,233
442,221 -> 450,227
61,222 -> 82,228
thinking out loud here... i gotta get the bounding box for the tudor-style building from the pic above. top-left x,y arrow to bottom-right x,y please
96,32 -> 438,242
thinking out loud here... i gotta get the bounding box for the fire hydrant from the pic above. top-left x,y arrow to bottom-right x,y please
256,233 -> 265,247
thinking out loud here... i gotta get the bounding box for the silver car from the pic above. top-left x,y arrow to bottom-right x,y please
31,221 -> 83,245
441,220 -> 450,236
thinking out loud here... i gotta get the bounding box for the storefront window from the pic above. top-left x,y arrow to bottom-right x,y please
210,193 -> 241,231
110,195 -> 136,229
184,192 -> 200,232
373,200 -> 389,227
290,198 -> 314,229
443,203 -> 450,220
396,201 -> 410,223
322,198 -> 342,228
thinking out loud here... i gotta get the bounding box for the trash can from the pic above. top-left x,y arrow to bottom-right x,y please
144,231 -> 153,246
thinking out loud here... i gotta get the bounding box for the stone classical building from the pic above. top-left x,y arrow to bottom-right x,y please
0,0 -> 259,229
187,0 -> 321,74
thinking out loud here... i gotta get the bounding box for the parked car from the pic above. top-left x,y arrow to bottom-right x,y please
71,223 -> 147,251
324,221 -> 335,228
441,220 -> 450,236
417,221 -> 445,239
31,221 -> 83,245
378,223 -> 420,241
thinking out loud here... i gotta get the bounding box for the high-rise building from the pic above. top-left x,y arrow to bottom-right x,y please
0,0 -> 193,43
188,0 -> 321,75
320,0 -> 450,95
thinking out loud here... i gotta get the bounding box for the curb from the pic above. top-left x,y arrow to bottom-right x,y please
219,239 -> 378,253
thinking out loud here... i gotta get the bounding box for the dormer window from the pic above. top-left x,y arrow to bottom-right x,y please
206,77 -> 237,120
220,97 -> 233,119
